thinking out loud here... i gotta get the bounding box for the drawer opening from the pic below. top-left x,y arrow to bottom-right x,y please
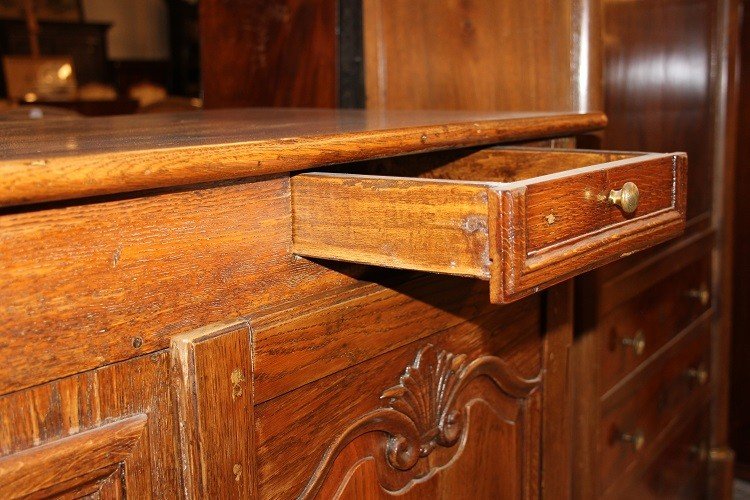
322,147 -> 644,183
292,147 -> 686,303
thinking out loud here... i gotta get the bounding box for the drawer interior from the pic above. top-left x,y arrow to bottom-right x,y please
331,147 -> 642,183
292,146 -> 686,303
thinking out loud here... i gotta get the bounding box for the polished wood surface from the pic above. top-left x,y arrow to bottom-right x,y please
599,316 -> 712,495
616,408 -> 711,499
0,351 -> 180,497
171,320 -> 256,497
0,108 -> 605,207
2,0 -> 727,494
597,255 -> 711,396
1,113 -> 631,498
200,0 -> 337,109
0,415 -> 148,498
251,275 -> 509,404
601,0 -> 716,222
362,0 -> 601,112
252,291 -> 542,497
572,229 -> 716,498
730,0 -> 750,479
0,177 -> 361,394
569,0 -> 739,496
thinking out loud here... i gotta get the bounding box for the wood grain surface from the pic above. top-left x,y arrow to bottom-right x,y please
171,320 -> 256,498
252,275 -> 539,404
0,108 -> 605,207
200,0 -> 337,109
254,304 -> 542,498
292,173 -> 491,278
362,0 -> 600,113
0,351 -> 179,497
0,414 -> 148,498
293,150 -> 687,303
0,176 -> 362,394
599,316 -> 712,496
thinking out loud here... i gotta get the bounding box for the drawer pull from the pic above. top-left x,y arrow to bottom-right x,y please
620,429 -> 645,451
621,330 -> 646,356
686,285 -> 710,306
690,442 -> 709,462
608,182 -> 640,213
686,365 -> 709,386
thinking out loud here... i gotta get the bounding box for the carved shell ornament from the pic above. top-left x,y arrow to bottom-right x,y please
380,347 -> 469,469
298,344 -> 541,498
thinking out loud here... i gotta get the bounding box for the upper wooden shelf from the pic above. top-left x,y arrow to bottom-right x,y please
0,108 -> 605,207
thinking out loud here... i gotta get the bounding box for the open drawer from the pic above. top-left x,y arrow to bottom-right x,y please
291,148 -> 686,303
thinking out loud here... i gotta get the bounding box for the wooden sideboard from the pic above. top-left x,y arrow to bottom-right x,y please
199,0 -> 739,496
0,108 -> 688,498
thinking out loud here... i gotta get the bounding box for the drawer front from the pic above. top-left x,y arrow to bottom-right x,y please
598,319 -> 710,493
598,254 -> 711,395
524,157 -> 676,252
292,148 -> 687,304
612,409 -> 710,499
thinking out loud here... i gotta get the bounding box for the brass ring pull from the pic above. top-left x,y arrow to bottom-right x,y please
621,330 -> 646,356
608,182 -> 640,213
620,429 -> 645,451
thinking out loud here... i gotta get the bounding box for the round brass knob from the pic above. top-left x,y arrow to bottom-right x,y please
621,429 -> 645,451
608,182 -> 640,213
686,285 -> 710,306
621,330 -> 646,356
686,365 -> 709,386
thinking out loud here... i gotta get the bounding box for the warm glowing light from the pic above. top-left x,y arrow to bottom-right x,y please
57,63 -> 73,80
23,92 -> 38,102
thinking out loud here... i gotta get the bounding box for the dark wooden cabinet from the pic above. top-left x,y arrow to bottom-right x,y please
571,0 -> 738,497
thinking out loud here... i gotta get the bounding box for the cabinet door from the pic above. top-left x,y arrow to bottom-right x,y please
250,278 -> 545,499
0,416 -> 150,498
302,343 -> 542,500
0,352 -> 179,498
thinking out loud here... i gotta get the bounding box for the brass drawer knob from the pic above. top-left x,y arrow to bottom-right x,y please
621,330 -> 646,356
620,429 -> 645,451
686,285 -> 710,306
608,182 -> 640,213
686,365 -> 709,385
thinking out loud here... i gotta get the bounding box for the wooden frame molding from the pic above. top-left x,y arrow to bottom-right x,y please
0,414 -> 150,498
171,319 -> 257,498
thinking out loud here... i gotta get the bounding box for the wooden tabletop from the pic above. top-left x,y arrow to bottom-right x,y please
0,108 -> 606,207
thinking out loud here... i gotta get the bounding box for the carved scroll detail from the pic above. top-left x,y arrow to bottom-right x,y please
298,344 -> 541,499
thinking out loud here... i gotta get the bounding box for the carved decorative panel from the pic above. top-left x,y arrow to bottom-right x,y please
299,344 -> 542,498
